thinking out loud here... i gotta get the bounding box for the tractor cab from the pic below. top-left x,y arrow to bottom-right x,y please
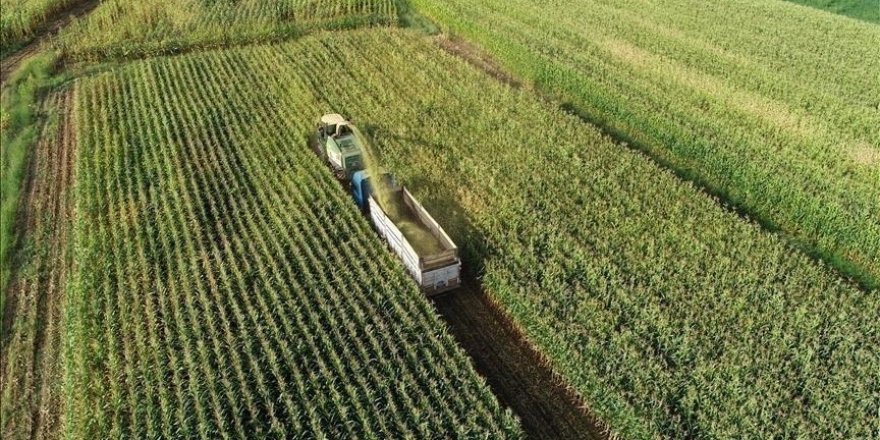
316,114 -> 365,178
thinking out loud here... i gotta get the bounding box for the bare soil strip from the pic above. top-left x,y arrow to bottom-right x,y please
0,0 -> 98,84
434,35 -> 521,89
0,89 -> 76,440
432,285 -> 608,440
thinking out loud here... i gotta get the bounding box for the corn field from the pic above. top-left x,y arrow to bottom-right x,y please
66,30 -> 522,439
57,0 -> 397,61
409,0 -> 880,289
0,0 -> 77,53
67,28 -> 880,439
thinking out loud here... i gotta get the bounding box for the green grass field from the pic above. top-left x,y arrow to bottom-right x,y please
785,0 -> 879,22
0,54 -> 59,308
410,0 -> 880,289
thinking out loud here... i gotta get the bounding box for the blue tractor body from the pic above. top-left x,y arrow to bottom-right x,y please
351,170 -> 397,210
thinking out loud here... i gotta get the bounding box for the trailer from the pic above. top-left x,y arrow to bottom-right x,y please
352,171 -> 461,295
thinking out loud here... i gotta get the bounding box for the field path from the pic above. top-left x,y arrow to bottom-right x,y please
0,0 -> 98,84
0,89 -> 76,440
433,285 -> 608,440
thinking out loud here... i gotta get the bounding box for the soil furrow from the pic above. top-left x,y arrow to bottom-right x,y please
0,89 -> 76,440
0,0 -> 99,84
432,285 -> 608,440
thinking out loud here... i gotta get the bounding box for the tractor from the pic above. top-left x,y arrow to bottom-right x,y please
314,114 -> 365,179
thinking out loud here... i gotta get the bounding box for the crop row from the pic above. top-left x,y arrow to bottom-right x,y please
0,0 -> 76,54
67,36 -> 521,439
409,0 -> 880,288
56,0 -> 397,61
67,27 -> 879,439
183,29 -> 876,439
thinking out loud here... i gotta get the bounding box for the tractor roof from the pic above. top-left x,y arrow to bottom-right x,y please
321,113 -> 347,125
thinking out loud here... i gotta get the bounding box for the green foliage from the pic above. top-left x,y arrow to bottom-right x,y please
0,89 -> 68,440
57,0 -> 398,61
784,0 -> 880,23
392,0 -> 437,34
66,30 -> 522,439
0,0 -> 78,56
72,28 -> 877,439
409,0 -> 880,289
0,52 -> 59,314
332,31 -> 876,440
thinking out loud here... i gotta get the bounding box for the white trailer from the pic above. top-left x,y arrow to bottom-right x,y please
367,188 -> 461,295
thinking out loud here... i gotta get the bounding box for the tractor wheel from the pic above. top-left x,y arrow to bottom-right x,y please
311,133 -> 326,160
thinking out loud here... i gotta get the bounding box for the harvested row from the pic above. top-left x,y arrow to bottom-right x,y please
783,0 -> 880,22
66,32 -> 521,439
223,29 -> 872,439
410,0 -> 880,288
1,89 -> 74,440
57,0 -> 397,61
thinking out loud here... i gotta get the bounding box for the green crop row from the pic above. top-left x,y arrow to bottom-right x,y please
57,0 -> 398,61
71,28 -> 878,439
0,0 -> 77,55
229,28 -> 880,438
323,30 -> 876,440
409,0 -> 880,289
66,33 -> 521,439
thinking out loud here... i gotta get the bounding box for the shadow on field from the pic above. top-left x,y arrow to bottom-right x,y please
397,169 -> 607,440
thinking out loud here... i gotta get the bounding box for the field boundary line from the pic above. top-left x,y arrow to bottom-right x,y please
57,16 -> 396,67
1,86 -> 76,440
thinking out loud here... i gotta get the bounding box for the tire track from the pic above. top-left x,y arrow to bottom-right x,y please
0,89 -> 76,440
432,284 -> 609,440
0,0 -> 98,84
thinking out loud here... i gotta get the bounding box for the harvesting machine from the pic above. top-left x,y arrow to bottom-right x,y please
314,113 -> 365,178
312,114 -> 461,295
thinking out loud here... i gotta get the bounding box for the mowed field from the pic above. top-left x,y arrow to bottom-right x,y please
1,1 -> 878,440
410,0 -> 880,288
57,0 -> 398,61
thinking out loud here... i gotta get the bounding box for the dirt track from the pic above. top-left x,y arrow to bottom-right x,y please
433,285 -> 607,440
0,0 -> 98,84
0,89 -> 76,440
435,35 -> 521,89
